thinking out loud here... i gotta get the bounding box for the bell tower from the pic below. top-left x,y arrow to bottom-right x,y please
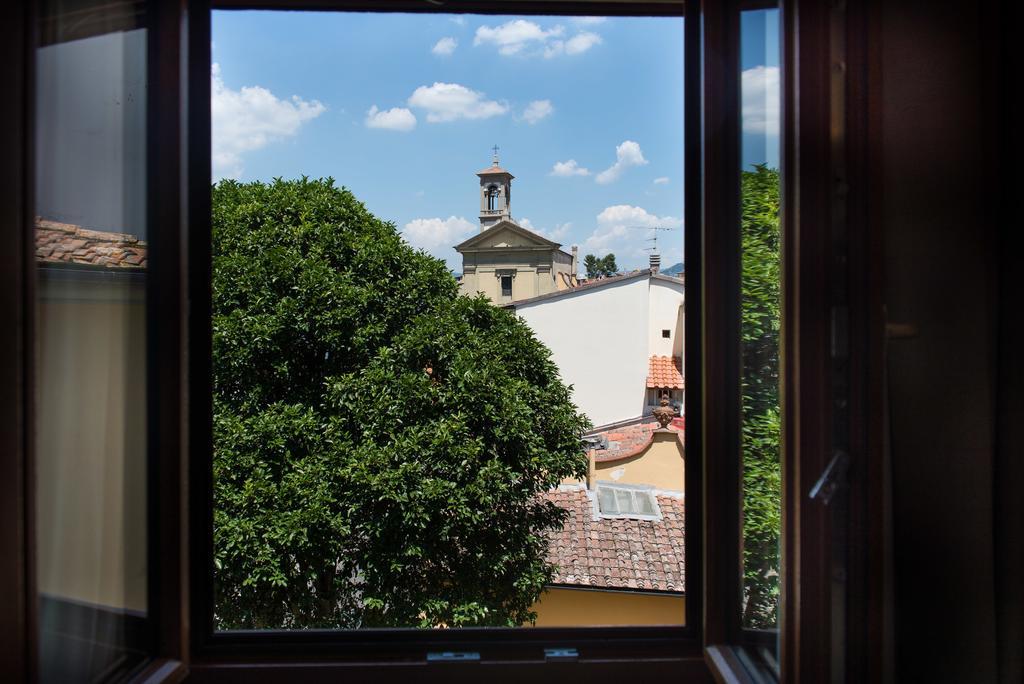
477,145 -> 514,232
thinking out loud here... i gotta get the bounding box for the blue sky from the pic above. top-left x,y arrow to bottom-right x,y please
212,10 -> 778,270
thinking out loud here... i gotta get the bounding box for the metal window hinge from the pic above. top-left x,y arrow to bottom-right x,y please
808,450 -> 849,505
544,648 -> 579,662
427,652 -> 480,663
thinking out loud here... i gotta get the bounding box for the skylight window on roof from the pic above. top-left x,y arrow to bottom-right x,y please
596,484 -> 660,518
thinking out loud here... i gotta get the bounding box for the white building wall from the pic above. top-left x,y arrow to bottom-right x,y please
648,279 -> 686,358
515,278 -> 650,427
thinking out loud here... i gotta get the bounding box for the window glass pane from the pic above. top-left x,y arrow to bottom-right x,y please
211,10 -> 685,630
636,490 -> 656,515
599,486 -> 619,515
35,1 -> 151,680
740,0 -> 782,646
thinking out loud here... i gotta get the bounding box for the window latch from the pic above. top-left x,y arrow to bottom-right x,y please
427,651 -> 480,663
808,450 -> 849,505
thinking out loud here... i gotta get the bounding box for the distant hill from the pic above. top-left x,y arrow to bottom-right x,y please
662,262 -> 684,276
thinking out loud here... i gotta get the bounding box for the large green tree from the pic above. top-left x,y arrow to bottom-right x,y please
740,165 -> 783,628
583,253 -> 618,279
212,178 -> 589,629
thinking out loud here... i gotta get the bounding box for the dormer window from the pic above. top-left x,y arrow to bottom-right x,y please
595,483 -> 661,519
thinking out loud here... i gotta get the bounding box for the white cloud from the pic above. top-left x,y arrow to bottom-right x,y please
407,82 -> 509,123
653,176 -> 670,185
522,99 -> 554,124
597,205 -> 682,230
211,63 -> 325,180
742,65 -> 780,135
543,31 -> 602,58
571,17 -> 607,26
595,140 -> 648,184
583,205 -> 682,257
519,218 -> 572,242
474,19 -> 564,56
518,217 -> 539,232
475,19 -> 601,59
432,36 -> 458,56
550,159 -> 591,177
548,221 -> 572,241
450,16 -> 467,26
402,216 -> 476,265
364,105 -> 416,132
565,31 -> 603,55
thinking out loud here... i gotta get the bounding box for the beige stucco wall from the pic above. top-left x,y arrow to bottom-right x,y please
458,224 -> 575,304
593,431 -> 685,492
36,275 -> 148,612
530,586 -> 685,626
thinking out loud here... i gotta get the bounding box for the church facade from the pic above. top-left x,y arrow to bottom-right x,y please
455,155 -> 578,304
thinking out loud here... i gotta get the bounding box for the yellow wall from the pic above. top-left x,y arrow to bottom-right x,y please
530,586 -> 685,627
593,431 -> 685,491
36,276 -> 148,612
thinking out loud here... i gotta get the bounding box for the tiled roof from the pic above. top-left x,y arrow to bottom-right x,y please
590,416 -> 684,463
544,486 -> 685,592
476,164 -> 512,176
506,270 -> 683,309
647,355 -> 684,389
35,219 -> 147,269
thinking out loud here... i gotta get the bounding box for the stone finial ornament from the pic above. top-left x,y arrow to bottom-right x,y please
653,392 -> 676,429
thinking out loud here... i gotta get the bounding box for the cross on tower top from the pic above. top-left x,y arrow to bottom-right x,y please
491,144 -> 500,165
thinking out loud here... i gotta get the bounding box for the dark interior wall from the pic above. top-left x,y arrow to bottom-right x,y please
878,1 -> 1005,681
992,3 -> 1023,682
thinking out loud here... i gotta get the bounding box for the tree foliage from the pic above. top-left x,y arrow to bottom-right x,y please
212,178 -> 590,629
583,253 -> 618,279
740,165 -> 783,628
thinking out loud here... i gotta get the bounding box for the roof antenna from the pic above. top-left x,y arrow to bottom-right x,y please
630,225 -> 674,272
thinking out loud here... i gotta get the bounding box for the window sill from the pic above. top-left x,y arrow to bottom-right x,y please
129,659 -> 188,684
187,655 -> 714,683
705,645 -> 777,684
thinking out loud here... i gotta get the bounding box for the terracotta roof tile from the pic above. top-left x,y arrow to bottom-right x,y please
35,218 -> 147,270
646,355 -> 684,389
588,416 -> 684,463
543,487 -> 685,592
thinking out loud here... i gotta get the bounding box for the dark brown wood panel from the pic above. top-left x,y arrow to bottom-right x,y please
211,0 -> 684,16
150,0 -> 191,668
188,656 -> 715,683
780,0 -> 832,681
0,1 -> 35,682
700,0 -> 743,650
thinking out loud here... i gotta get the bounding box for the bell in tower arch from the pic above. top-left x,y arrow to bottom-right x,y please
477,147 -> 514,232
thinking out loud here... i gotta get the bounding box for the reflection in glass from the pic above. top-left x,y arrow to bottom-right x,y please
35,2 -> 150,680
740,4 -> 782,638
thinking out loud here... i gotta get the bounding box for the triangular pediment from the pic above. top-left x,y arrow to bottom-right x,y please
455,220 -> 561,251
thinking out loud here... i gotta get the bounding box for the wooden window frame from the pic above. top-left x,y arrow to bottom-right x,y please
0,0 -> 864,681
186,3 -> 705,678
